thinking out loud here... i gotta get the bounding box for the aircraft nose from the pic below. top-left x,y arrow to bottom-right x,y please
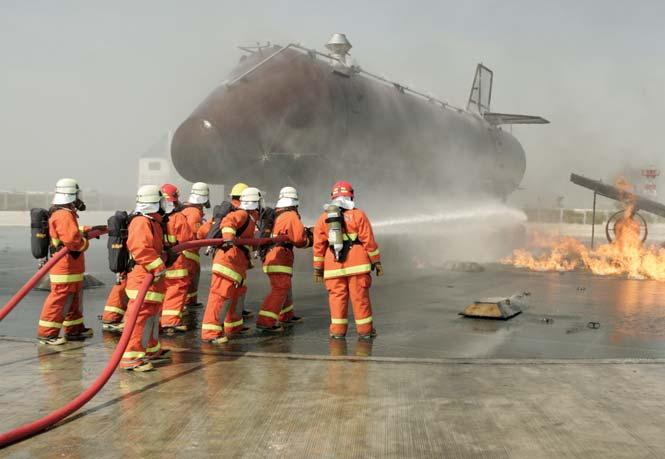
171,117 -> 225,183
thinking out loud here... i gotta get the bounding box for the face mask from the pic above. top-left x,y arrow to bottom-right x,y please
135,202 -> 160,215
74,199 -> 86,212
239,200 -> 259,211
331,196 -> 355,210
162,200 -> 175,214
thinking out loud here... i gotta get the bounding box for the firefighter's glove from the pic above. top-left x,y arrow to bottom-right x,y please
373,262 -> 384,277
313,268 -> 324,284
165,248 -> 179,267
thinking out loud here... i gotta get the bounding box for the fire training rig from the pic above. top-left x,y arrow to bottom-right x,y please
570,173 -> 665,246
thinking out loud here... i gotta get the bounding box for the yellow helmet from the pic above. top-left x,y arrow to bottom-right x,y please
229,182 -> 248,198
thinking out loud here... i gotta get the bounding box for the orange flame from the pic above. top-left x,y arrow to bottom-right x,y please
503,179 -> 665,280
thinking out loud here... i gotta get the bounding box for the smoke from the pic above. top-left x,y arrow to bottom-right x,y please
204,46 -> 533,264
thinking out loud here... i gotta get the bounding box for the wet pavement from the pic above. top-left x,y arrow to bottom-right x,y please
4,224 -> 665,457
3,224 -> 665,360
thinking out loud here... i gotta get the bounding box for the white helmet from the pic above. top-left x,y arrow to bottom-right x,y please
188,182 -> 210,205
276,186 -> 299,209
279,186 -> 298,200
135,185 -> 163,215
53,178 -> 80,205
136,185 -> 162,203
239,187 -> 262,210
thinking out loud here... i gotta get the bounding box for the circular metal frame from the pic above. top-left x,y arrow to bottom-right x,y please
605,210 -> 648,243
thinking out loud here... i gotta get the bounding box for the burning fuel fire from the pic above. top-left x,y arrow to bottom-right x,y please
503,186 -> 665,280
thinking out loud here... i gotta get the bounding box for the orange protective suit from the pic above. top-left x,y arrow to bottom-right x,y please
160,210 -> 195,328
37,207 -> 90,339
313,207 -> 380,337
101,276 -> 128,324
201,208 -> 256,340
181,205 -> 205,305
120,213 -> 167,369
198,198 -> 253,321
256,208 -> 309,327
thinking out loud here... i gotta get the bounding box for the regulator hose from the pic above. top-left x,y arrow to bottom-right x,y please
0,234 -> 287,448
0,273 -> 153,448
0,227 -> 108,322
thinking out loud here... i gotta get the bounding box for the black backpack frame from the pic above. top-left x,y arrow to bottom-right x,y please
30,208 -> 50,259
107,211 -> 131,273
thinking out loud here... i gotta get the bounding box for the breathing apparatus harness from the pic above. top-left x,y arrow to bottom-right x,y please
106,210 -> 177,284
32,205 -> 88,261
258,207 -> 314,261
325,204 -> 359,263
205,203 -> 252,261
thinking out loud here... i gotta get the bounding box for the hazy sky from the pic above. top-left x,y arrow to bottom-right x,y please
2,0 -> 664,207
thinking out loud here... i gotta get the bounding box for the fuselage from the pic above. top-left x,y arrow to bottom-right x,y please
171,46 -> 526,210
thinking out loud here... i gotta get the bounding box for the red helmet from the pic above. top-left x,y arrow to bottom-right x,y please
160,183 -> 179,202
331,181 -> 354,199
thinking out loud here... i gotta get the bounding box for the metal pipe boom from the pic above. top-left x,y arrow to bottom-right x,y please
570,173 -> 665,218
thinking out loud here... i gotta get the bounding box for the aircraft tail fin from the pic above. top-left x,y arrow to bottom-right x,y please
467,63 -> 549,125
483,112 -> 549,125
467,64 -> 493,114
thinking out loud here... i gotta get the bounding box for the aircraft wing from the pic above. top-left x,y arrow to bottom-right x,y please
483,112 -> 550,125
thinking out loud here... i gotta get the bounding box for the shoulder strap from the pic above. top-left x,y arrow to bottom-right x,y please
236,211 -> 251,238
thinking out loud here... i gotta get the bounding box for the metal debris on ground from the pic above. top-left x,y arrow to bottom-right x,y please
587,321 -> 601,329
460,292 -> 528,320
577,286 -> 586,291
541,317 -> 554,324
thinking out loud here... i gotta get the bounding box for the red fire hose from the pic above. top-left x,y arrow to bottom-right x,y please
0,235 -> 285,448
0,228 -> 108,322
172,236 -> 289,253
0,274 -> 152,448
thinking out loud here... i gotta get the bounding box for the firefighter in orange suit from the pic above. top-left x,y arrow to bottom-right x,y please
312,181 -> 383,339
256,186 -> 312,332
120,185 -> 171,372
159,184 -> 196,332
201,187 -> 259,343
197,182 -> 254,320
181,182 -> 210,307
229,183 -> 254,319
37,178 -> 93,345
101,276 -> 128,332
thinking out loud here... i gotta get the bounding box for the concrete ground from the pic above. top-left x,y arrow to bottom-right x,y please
3,337 -> 665,458
3,224 -> 665,457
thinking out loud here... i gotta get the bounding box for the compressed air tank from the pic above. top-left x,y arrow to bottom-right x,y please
171,45 -> 526,207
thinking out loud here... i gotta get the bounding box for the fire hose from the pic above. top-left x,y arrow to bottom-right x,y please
0,235 -> 287,448
0,228 -> 108,322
